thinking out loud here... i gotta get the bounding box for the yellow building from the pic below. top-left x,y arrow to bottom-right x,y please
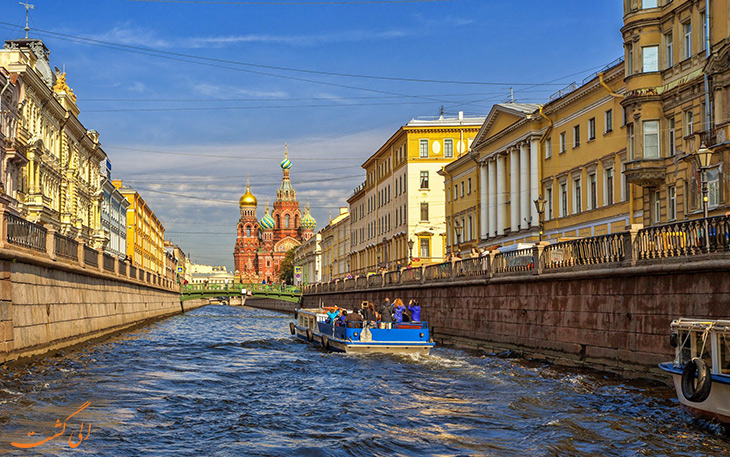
319,208 -> 349,281
293,232 -> 321,285
348,113 -> 485,273
0,38 -> 107,245
113,181 -> 165,275
621,0 -> 730,223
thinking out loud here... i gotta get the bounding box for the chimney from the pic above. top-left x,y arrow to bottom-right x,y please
458,111 -> 464,120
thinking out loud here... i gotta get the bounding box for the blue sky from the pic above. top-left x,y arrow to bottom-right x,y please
0,0 -> 623,268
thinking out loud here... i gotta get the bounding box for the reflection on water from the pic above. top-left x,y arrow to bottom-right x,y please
0,305 -> 728,456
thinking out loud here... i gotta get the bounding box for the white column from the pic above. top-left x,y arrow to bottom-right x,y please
519,142 -> 530,228
530,138 -> 540,227
480,162 -> 488,240
510,149 -> 519,233
496,154 -> 506,236
488,159 -> 497,237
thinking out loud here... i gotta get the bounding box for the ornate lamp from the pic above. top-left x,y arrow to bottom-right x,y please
695,144 -> 714,251
534,195 -> 546,242
407,238 -> 414,264
454,222 -> 463,255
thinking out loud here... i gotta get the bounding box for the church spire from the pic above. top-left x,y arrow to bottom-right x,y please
277,143 -> 296,202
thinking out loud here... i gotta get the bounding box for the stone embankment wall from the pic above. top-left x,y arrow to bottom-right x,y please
301,259 -> 730,377
245,297 -> 299,314
0,250 -> 201,364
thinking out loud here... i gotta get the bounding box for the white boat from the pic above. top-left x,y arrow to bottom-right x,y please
289,307 -> 434,355
659,318 -> 730,424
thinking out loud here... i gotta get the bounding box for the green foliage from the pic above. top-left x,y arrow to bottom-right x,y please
279,248 -> 297,285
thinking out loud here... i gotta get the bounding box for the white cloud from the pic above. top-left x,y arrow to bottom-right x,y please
187,29 -> 410,47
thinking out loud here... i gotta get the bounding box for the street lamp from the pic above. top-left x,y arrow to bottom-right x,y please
696,144 -> 714,251
407,238 -> 414,265
454,221 -> 463,256
329,263 -> 333,281
382,236 -> 388,269
534,195 -> 546,242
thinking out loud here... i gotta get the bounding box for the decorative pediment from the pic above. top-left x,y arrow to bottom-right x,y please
472,103 -> 541,152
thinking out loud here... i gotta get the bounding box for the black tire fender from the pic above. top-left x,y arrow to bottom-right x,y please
289,322 -> 296,335
682,357 -> 712,403
306,329 -> 313,342
321,335 -> 329,350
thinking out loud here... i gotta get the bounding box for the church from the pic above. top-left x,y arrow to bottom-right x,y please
233,146 -> 316,283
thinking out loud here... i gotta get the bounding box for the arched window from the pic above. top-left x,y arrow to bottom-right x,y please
246,226 -> 251,237
276,215 -> 281,228
295,215 -> 300,228
285,214 -> 290,228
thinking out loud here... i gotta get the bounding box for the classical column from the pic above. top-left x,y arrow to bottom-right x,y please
510,148 -> 520,233
530,138 -> 540,226
496,154 -> 506,236
480,161 -> 488,240
519,142 -> 530,228
488,159 -> 497,237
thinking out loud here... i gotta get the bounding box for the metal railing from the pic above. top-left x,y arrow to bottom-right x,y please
424,262 -> 451,281
635,216 -> 730,259
129,265 -> 137,279
367,274 -> 382,288
493,248 -> 534,274
401,267 -> 422,283
6,213 -> 47,252
103,254 -> 115,272
541,233 -> 624,270
384,270 -> 400,285
84,246 -> 98,267
454,257 -> 488,278
118,259 -> 127,276
54,233 -> 78,261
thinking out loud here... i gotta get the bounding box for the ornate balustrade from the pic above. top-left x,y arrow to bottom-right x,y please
424,262 -> 451,281
384,270 -> 400,285
84,246 -> 98,267
6,213 -> 46,252
493,248 -> 534,274
541,233 -> 624,270
401,267 -> 422,284
103,253 -> 116,272
635,216 -> 730,260
54,233 -> 79,261
454,257 -> 488,278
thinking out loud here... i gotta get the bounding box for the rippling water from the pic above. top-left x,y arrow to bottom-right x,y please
0,305 -> 729,456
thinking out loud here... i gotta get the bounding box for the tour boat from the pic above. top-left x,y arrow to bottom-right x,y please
659,318 -> 730,424
289,307 -> 434,355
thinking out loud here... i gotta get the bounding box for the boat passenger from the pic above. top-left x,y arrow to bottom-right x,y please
380,301 -> 394,328
393,298 -> 406,323
345,310 -> 363,328
338,311 -> 347,326
408,299 -> 421,322
363,302 -> 377,324
326,307 -> 340,324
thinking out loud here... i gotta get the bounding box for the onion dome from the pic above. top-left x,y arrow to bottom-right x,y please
301,199 -> 316,230
280,143 -> 292,170
239,175 -> 257,207
260,200 -> 275,230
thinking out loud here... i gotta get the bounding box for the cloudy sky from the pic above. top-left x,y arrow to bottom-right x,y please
0,0 -> 623,268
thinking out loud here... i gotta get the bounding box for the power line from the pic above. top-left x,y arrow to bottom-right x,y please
122,0 -> 455,3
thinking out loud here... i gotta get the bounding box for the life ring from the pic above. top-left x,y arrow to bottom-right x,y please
321,335 -> 329,350
306,329 -> 313,342
289,322 -> 296,335
681,357 -> 712,403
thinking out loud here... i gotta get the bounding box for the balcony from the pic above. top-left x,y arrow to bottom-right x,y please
623,159 -> 666,187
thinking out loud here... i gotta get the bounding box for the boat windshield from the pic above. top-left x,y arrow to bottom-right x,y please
720,333 -> 730,375
677,329 -> 712,371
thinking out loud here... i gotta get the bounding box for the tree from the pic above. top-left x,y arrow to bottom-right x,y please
279,248 -> 297,285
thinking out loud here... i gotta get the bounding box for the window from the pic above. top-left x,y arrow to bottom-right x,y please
701,13 -> 707,51
444,139 -> 453,158
622,106 -> 629,126
419,139 -> 428,158
453,184 -> 458,200
546,187 -> 553,220
685,110 -> 694,136
588,118 -> 596,140
665,31 -> 674,68
708,168 -> 720,207
460,182 -> 464,197
467,178 -> 472,194
420,171 -> 429,189
285,214 -> 290,228
605,109 -> 613,133
420,202 -> 429,221
652,189 -> 661,223
627,123 -> 635,160
545,138 -> 552,159
683,21 -> 692,60
574,177 -> 582,214
642,45 -> 659,72
589,173 -> 597,210
627,43 -> 634,76
605,168 -> 614,206
622,162 -> 630,202
560,183 -> 568,217
643,120 -> 660,158
668,118 -> 676,156
559,132 -> 566,153
419,237 -> 430,258
668,186 -> 677,220
573,125 -> 580,148
246,226 -> 251,237
467,215 -> 473,241
643,0 -> 657,8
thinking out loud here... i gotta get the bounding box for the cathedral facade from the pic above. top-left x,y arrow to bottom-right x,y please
233,147 -> 316,283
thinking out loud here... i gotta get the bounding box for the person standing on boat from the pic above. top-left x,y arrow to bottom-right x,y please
379,299 -> 394,328
326,307 -> 340,324
393,299 -> 406,323
408,299 -> 421,322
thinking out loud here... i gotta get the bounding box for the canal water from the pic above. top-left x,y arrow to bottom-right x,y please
1,305 -> 729,456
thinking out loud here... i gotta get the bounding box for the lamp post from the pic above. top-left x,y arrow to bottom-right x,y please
407,238 -> 414,265
696,144 -> 714,252
329,263 -> 333,281
382,236 -> 388,269
534,195 -> 546,242
454,221 -> 463,256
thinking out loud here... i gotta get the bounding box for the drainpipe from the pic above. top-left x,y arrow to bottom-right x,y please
442,165 -> 454,255
598,72 -> 625,99
704,0 -> 713,137
538,106 -> 554,232
467,140 -> 480,245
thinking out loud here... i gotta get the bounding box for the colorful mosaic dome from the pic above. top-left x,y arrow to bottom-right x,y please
260,212 -> 275,230
280,157 -> 292,170
301,212 -> 316,231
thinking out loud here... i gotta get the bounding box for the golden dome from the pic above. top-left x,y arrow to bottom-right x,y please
239,175 -> 257,207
